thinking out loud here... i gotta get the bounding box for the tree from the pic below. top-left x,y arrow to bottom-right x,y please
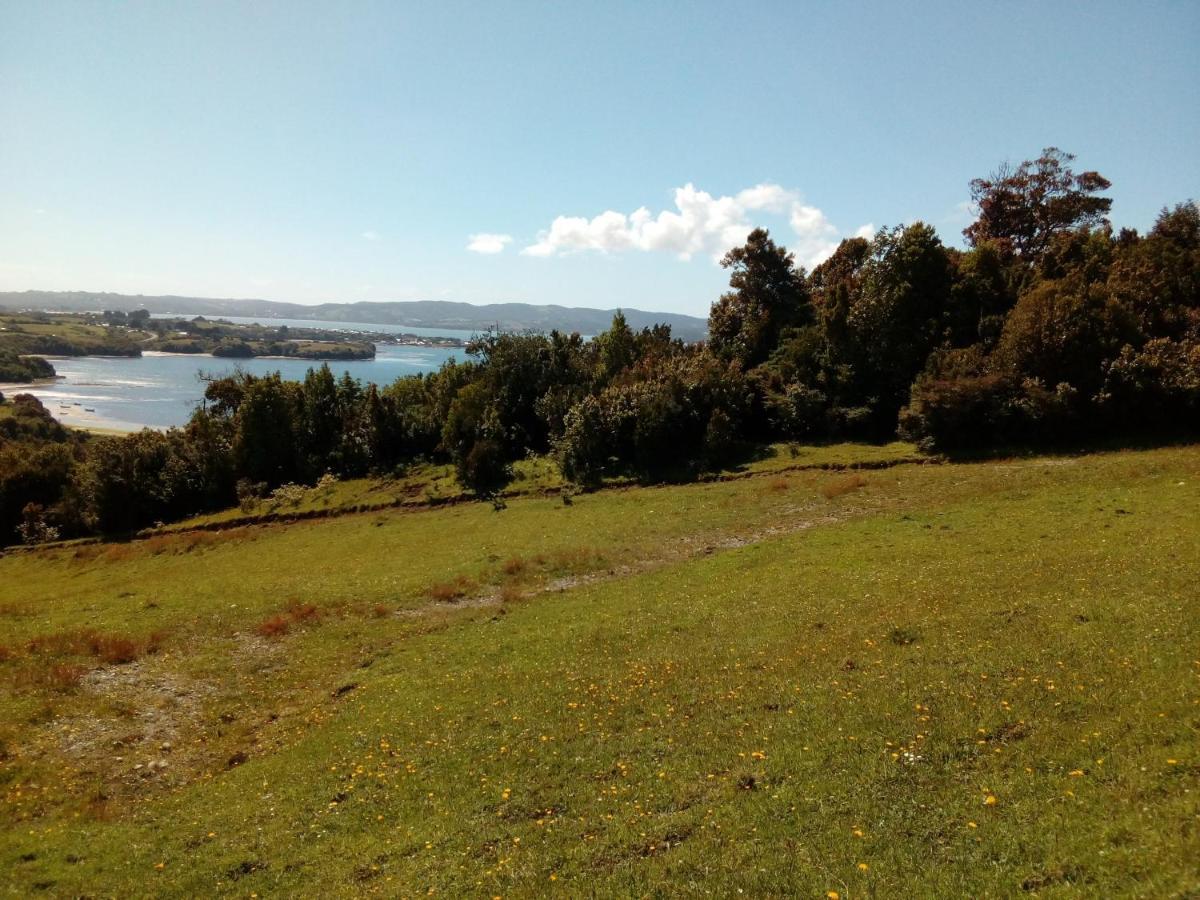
232,374 -> 301,486
708,228 -> 811,368
964,148 -> 1112,260
300,364 -> 341,477
994,278 -> 1136,397
849,224 -> 954,411
456,438 -> 510,497
593,311 -> 636,382
1107,201 -> 1200,337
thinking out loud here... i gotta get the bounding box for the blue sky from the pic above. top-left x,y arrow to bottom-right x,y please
1,1 -> 1197,317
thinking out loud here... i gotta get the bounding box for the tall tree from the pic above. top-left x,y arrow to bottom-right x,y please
707,228 -> 811,369
964,147 -> 1112,260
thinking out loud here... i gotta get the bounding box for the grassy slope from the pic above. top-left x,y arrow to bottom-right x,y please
154,442 -> 922,533
0,313 -> 148,355
1,446 -> 1198,897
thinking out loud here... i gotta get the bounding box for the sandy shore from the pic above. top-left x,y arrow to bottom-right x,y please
0,380 -> 143,434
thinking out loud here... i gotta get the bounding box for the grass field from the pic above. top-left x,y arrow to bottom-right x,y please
151,442 -> 923,534
0,313 -> 148,357
1,444 -> 1197,897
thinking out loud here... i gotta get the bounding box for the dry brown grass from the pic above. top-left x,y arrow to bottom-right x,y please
820,473 -> 868,500
25,627 -> 166,665
256,615 -> 291,638
502,557 -> 527,577
73,529 -> 252,565
0,601 -> 34,618
285,599 -> 321,622
143,535 -> 173,555
498,584 -> 526,604
8,661 -> 86,692
548,546 -> 606,574
42,663 -> 86,691
428,575 -> 476,603
256,598 -> 324,637
71,544 -> 102,563
100,544 -> 136,563
765,476 -> 790,492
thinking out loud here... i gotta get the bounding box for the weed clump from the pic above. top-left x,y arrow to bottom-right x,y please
429,575 -> 476,603
889,626 -> 920,646
821,473 -> 868,499
256,615 -> 291,638
286,599 -> 320,622
25,627 -> 165,664
499,584 -> 525,604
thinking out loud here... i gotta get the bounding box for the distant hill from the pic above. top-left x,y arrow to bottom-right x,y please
0,291 -> 709,341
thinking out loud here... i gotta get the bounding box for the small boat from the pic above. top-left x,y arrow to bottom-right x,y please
84,407 -> 95,412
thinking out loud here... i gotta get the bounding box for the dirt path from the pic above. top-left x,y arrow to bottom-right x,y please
397,504 -> 865,621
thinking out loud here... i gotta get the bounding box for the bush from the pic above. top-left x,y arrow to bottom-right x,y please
0,350 -> 55,383
995,278 -> 1137,396
1099,337 -> 1200,430
268,483 -> 307,509
899,374 -> 1018,451
456,439 -> 511,496
235,477 -> 267,513
17,503 -> 60,545
899,373 -> 1084,451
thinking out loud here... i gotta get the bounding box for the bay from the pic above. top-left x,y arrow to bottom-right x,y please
2,342 -> 465,432
177,314 -> 481,341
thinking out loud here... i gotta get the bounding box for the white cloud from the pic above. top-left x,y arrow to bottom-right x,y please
467,232 -> 513,254
361,230 -> 380,241
854,223 -> 877,240
521,183 -> 867,269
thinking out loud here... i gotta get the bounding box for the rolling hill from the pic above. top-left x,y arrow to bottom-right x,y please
0,292 -> 710,341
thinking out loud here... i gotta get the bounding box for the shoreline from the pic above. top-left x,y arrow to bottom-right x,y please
2,343 -> 458,435
0,378 -> 145,434
143,350 -> 379,361
0,375 -> 60,392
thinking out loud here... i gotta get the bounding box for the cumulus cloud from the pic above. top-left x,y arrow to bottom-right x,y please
521,183 -> 864,269
467,232 -> 513,254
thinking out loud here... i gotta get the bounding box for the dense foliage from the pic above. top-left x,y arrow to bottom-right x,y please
0,349 -> 55,383
2,148 -> 1196,543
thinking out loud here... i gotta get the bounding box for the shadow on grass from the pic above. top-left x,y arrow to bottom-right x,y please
935,430 -> 1200,464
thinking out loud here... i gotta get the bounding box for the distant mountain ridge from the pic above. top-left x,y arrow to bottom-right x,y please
0,291 -> 709,341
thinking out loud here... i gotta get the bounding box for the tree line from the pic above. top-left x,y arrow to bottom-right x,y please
1,148 -> 1196,544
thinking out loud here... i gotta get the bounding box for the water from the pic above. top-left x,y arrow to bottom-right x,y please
2,343 -> 465,432
155,313 -> 481,342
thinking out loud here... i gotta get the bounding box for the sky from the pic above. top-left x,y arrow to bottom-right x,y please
1,1 -> 1197,318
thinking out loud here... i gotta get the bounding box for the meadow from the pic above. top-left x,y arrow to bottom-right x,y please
0,443 -> 1197,897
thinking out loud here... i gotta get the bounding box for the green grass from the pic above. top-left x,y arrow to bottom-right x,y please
0,313 -> 147,357
151,442 -> 924,534
1,445 -> 1197,897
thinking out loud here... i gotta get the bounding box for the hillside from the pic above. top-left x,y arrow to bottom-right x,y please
1,443 -> 1197,896
0,292 -> 710,342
